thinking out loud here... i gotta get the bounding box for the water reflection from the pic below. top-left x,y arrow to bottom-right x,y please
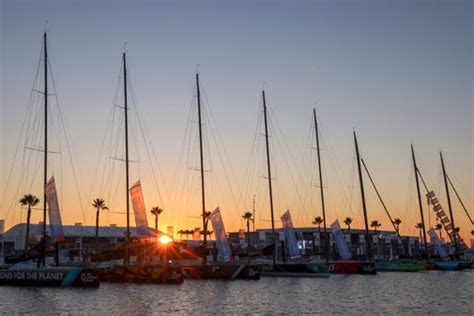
1,271 -> 472,314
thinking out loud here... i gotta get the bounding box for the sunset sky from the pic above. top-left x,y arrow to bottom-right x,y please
1,0 -> 472,241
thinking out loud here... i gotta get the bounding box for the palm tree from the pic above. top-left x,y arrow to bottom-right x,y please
370,220 -> 381,232
435,223 -> 443,239
393,218 -> 402,234
19,194 -> 39,251
242,212 -> 253,247
92,198 -> 108,249
150,207 -> 164,232
312,216 -> 324,233
415,222 -> 423,243
343,217 -> 353,232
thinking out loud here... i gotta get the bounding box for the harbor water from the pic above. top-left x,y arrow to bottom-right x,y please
0,270 -> 473,314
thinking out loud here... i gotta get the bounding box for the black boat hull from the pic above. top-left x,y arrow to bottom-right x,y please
182,263 -> 260,280
0,268 -> 100,287
99,264 -> 184,284
255,262 -> 330,278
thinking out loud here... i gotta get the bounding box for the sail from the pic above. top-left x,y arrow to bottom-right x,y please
280,210 -> 300,259
330,219 -> 352,260
209,207 -> 232,260
45,176 -> 65,242
129,180 -> 150,236
428,228 -> 448,259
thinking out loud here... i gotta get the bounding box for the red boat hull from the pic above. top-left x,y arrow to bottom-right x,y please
329,261 -> 376,274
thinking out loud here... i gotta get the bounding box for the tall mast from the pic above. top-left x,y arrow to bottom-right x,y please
313,109 -> 328,262
196,74 -> 207,245
353,132 -> 372,260
440,152 -> 458,258
123,52 -> 130,259
262,90 -> 276,265
41,32 -> 48,267
411,145 -> 428,258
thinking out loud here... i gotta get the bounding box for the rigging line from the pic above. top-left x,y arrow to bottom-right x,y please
319,121 -> 353,215
49,58 -> 88,223
0,44 -> 43,211
300,115 -> 315,222
96,59 -> 125,197
89,93 -> 117,202
135,103 -> 166,208
242,105 -> 264,210
268,106 -> 306,219
202,96 -> 239,213
132,89 -> 170,206
361,158 -> 401,238
416,168 -> 430,193
447,174 -> 473,224
200,83 -> 241,212
170,82 -> 196,206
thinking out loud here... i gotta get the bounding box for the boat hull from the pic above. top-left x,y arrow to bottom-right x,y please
0,267 -> 100,287
329,260 -> 376,274
182,263 -> 260,280
257,262 -> 330,278
100,263 -> 184,284
375,261 -> 424,272
430,260 -> 463,271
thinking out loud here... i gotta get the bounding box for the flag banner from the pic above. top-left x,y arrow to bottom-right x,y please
129,180 -> 150,236
330,219 -> 352,260
280,210 -> 300,259
428,228 -> 448,259
193,227 -> 201,241
45,177 -> 65,242
209,207 -> 232,260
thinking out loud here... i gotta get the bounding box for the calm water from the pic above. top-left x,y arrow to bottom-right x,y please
1,271 -> 473,315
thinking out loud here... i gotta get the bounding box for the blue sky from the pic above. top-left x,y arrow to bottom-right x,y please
1,0 -> 472,238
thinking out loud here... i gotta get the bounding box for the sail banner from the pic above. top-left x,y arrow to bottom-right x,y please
129,180 -> 150,236
209,207 -> 232,260
193,227 -> 201,241
428,228 -> 448,259
330,219 -> 352,260
280,210 -> 300,259
45,176 -> 65,242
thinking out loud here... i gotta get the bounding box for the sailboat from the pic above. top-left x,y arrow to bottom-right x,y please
94,52 -> 183,284
422,152 -> 468,271
358,154 -> 423,272
311,110 -> 374,274
253,92 -> 329,278
178,74 -> 259,280
0,33 -> 100,287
